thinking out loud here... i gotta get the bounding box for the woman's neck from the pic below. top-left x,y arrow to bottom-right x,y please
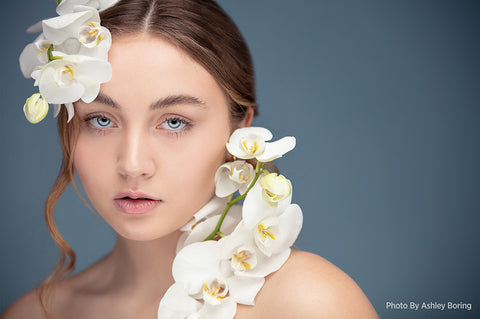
104,230 -> 182,296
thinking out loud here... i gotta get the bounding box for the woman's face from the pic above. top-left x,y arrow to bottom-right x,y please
73,34 -> 236,241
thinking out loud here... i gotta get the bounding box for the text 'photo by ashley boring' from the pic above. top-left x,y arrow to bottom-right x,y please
0,1 -> 479,319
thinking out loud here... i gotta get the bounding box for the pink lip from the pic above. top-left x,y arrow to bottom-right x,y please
114,191 -> 161,215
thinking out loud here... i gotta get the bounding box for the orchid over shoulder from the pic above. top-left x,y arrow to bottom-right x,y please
19,0 -> 117,124
159,127 -> 303,319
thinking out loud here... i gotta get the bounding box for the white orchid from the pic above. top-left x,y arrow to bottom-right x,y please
226,127 -> 296,162
31,54 -> 111,121
41,6 -> 112,59
252,204 -> 303,256
158,283 -> 237,319
218,222 -> 292,277
214,160 -> 255,198
172,241 -> 265,307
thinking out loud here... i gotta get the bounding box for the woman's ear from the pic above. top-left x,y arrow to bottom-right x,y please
238,107 -> 254,128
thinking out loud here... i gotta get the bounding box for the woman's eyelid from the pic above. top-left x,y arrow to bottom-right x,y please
84,112 -> 118,129
157,113 -> 192,128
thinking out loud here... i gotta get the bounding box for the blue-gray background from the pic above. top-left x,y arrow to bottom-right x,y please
1,1 -> 479,318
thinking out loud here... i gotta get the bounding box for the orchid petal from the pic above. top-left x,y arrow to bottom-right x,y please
215,163 -> 240,198
194,197 -> 229,223
42,8 -> 99,45
173,241 -> 221,295
56,0 -> 119,15
198,301 -> 237,319
26,20 -> 43,33
38,64 -> 84,103
65,103 -> 75,122
256,136 -> 296,162
19,35 -> 50,78
157,283 -> 202,319
254,215 -> 280,256
227,276 -> 264,305
53,104 -> 61,117
269,204 -> 303,254
180,197 -> 228,232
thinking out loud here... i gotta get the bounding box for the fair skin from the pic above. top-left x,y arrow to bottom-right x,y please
2,34 -> 378,319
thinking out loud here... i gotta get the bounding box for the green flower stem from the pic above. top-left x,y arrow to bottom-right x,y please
204,161 -> 263,241
47,45 -> 62,62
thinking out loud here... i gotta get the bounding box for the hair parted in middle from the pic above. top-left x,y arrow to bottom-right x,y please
101,0 -> 258,121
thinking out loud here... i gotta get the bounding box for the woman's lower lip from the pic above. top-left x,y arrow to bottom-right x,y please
114,198 -> 161,214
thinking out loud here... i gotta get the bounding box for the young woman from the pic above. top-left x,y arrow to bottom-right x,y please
3,0 -> 378,318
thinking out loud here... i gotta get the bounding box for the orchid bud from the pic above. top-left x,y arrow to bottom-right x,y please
23,93 -> 49,124
259,173 -> 292,206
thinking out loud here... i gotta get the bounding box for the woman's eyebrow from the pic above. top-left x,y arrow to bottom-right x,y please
91,93 -> 206,109
150,95 -> 206,110
93,92 -> 118,107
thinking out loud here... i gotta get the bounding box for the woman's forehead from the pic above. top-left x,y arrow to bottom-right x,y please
103,34 -> 227,107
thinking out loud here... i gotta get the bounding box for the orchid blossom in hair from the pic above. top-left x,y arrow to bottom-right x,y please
19,0 -> 118,123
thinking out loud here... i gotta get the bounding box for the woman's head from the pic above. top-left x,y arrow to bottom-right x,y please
52,0 -> 257,238
43,0 -> 258,307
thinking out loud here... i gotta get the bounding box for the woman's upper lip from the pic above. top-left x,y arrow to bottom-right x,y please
115,191 -> 161,201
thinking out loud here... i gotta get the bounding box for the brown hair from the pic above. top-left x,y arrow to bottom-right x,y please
39,0 -> 257,316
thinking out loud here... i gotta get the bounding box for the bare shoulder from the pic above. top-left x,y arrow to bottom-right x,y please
1,289 -> 45,319
238,250 -> 379,319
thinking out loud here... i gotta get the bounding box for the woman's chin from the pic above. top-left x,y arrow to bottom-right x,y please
112,221 -> 181,242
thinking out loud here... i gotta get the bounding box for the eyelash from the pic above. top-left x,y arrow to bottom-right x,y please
82,113 -> 192,137
160,116 -> 192,137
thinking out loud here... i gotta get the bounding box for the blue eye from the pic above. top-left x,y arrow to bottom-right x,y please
162,117 -> 188,131
89,116 -> 113,128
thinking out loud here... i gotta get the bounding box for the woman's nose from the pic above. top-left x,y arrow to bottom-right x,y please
116,129 -> 155,179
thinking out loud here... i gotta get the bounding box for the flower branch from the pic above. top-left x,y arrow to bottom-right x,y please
204,161 -> 263,241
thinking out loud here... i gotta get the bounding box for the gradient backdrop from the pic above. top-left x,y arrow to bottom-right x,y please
1,1 -> 479,318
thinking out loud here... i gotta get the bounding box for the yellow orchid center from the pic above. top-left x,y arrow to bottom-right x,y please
79,21 -> 104,48
232,250 -> 251,270
241,138 -> 259,154
258,223 -> 276,240
228,162 -> 253,184
203,279 -> 229,305
55,64 -> 76,87
37,42 -> 51,55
